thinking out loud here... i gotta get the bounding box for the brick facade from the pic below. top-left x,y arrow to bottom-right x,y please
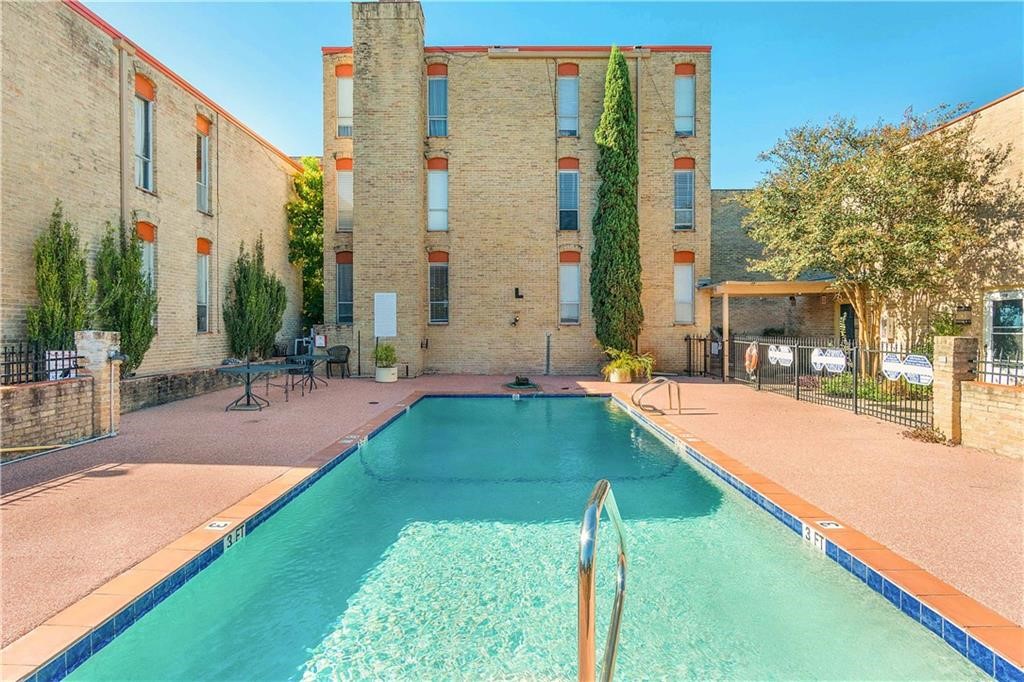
960,382 -> 1024,459
0,1 -> 302,375
320,1 -> 712,375
0,379 -> 95,455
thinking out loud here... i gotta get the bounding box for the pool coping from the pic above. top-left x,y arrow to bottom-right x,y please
1,389 -> 1020,681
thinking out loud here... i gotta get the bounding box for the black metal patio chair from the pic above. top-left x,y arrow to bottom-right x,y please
326,345 -> 351,379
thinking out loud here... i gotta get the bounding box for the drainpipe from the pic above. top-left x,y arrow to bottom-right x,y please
113,38 -> 135,225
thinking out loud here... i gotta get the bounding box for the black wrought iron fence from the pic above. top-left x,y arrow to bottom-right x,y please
1,341 -> 81,385
972,352 -> 1023,386
724,336 -> 933,429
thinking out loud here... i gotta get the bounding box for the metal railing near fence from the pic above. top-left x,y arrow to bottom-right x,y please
1,341 -> 81,385
682,334 -> 724,378
972,351 -> 1023,387
725,335 -> 934,429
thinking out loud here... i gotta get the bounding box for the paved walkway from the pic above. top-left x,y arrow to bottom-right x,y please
1,374 -> 1020,646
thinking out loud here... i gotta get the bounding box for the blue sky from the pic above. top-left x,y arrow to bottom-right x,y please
90,1 -> 1022,188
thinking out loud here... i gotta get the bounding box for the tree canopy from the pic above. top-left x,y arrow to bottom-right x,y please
285,156 -> 324,328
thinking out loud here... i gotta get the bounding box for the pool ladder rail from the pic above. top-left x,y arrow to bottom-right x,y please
631,376 -> 683,414
578,479 -> 627,682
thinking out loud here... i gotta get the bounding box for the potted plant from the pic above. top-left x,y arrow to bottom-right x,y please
374,343 -> 398,383
601,347 -> 654,384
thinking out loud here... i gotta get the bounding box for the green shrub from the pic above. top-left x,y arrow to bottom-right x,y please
26,202 -> 93,348
223,235 -> 287,360
820,373 -> 897,402
601,347 -> 654,380
374,343 -> 397,368
93,223 -> 157,376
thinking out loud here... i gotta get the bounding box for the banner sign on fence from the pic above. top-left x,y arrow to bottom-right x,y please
881,353 -> 905,381
901,354 -> 934,386
810,347 -> 847,374
768,344 -> 794,367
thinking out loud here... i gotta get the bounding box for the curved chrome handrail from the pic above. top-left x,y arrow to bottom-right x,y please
578,479 -> 627,682
630,377 -> 681,414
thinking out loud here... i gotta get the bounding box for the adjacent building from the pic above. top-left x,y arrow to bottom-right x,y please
0,0 -> 303,375
318,0 -> 712,375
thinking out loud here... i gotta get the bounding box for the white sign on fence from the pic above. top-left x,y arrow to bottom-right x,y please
902,354 -> 934,386
810,348 -> 847,374
768,344 -> 794,367
881,353 -> 904,381
373,293 -> 397,339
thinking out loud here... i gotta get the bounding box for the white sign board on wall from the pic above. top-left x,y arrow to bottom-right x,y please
374,293 -> 397,338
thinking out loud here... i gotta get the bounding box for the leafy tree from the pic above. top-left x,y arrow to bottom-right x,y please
285,157 -> 324,327
93,222 -> 157,376
590,46 -> 643,351
223,235 -> 287,360
26,202 -> 93,348
741,107 -> 1024,350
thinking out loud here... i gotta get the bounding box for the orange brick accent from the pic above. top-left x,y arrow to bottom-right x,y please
335,157 -> 353,171
195,115 -> 211,135
135,221 -> 156,243
426,157 -> 448,170
134,73 -> 154,100
428,251 -> 449,263
196,238 -> 212,255
426,63 -> 447,76
559,251 -> 581,263
557,157 -> 579,170
674,157 -> 695,170
557,63 -> 579,76
675,63 -> 696,75
674,250 -> 695,263
335,63 -> 353,77
335,251 -> 353,265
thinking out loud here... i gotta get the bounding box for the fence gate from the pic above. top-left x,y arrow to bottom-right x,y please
726,336 -> 934,429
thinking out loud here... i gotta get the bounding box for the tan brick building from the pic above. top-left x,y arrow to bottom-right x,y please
318,0 -> 712,375
0,0 -> 302,375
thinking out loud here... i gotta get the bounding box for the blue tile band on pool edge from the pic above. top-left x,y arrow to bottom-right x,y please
611,395 -> 1024,682
25,394 -> 1024,682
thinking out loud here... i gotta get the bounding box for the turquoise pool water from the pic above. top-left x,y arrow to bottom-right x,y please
71,397 -> 976,680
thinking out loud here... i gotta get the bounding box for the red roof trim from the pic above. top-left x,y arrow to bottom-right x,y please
64,0 -> 301,172
326,45 -> 712,55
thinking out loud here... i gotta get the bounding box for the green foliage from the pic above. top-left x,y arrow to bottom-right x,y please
912,311 -> 962,360
26,202 -> 93,348
590,46 -> 643,351
373,343 -> 397,368
93,222 -> 157,376
223,235 -> 287,360
740,107 -> 1024,350
819,372 -> 903,402
601,347 -> 654,380
285,157 -> 324,327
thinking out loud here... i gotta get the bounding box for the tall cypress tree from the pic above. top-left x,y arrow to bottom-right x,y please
590,46 -> 643,351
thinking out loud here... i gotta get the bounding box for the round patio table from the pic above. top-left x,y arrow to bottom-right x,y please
217,361 -> 304,411
287,353 -> 332,392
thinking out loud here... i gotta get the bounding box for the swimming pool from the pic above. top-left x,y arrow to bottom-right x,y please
69,396 -> 978,680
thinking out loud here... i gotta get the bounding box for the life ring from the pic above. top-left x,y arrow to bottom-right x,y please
744,342 -> 759,375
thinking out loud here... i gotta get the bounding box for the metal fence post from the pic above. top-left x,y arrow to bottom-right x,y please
756,341 -> 762,391
795,343 -> 801,401
852,346 -> 859,415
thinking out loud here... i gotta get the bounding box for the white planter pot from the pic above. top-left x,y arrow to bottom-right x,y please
375,366 -> 398,383
607,369 -> 633,384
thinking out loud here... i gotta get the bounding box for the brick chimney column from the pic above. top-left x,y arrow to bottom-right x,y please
75,331 -> 122,437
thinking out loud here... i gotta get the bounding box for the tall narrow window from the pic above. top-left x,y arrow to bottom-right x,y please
557,63 -> 579,137
196,116 -> 211,213
558,157 -> 579,231
134,74 -> 154,191
428,252 -> 449,324
196,238 -> 211,333
336,64 -> 353,137
674,251 -> 695,325
674,157 -> 695,230
336,251 -> 353,324
674,64 -> 696,137
427,158 -> 448,231
336,158 -> 353,231
559,251 -> 581,324
136,222 -> 156,286
427,63 -> 448,137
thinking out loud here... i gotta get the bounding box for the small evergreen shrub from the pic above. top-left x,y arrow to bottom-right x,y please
223,235 -> 287,360
373,343 -> 397,368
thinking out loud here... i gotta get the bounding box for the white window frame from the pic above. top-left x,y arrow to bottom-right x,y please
674,170 -> 695,230
134,95 -> 153,191
559,263 -> 581,324
196,132 -> 210,213
674,74 -> 695,137
429,262 -> 449,324
337,170 -> 353,232
337,76 -> 353,137
558,170 -> 579,231
196,251 -> 209,333
428,169 -> 448,231
674,262 -> 695,325
427,75 -> 448,137
557,76 -> 579,137
336,261 -> 353,324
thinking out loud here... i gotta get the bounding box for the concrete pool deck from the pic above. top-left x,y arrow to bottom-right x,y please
1,374 -> 1021,660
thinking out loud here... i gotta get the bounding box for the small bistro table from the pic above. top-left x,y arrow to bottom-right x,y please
287,353 -> 332,392
217,361 -> 304,412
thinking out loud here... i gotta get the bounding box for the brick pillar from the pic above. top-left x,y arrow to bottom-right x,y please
75,331 -> 122,437
932,336 -> 977,443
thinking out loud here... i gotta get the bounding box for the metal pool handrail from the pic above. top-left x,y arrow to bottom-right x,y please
578,479 -> 627,682
631,376 -> 682,414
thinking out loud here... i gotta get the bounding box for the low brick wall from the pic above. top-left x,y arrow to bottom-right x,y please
0,378 -> 95,453
121,367 -> 237,413
960,381 -> 1024,459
